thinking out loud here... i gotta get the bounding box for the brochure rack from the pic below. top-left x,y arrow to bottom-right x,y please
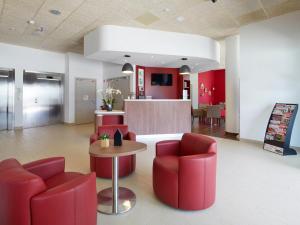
263,103 -> 298,155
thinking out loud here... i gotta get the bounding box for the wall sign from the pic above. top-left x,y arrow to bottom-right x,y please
263,103 -> 298,155
138,68 -> 144,87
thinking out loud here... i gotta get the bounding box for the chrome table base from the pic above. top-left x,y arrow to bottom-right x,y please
97,156 -> 136,215
97,187 -> 136,214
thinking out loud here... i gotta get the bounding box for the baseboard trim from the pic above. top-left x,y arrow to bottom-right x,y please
240,138 -> 263,145
240,138 -> 300,152
225,131 -> 239,136
63,122 -> 76,126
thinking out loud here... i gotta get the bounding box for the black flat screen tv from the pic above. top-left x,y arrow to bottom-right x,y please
151,73 -> 172,86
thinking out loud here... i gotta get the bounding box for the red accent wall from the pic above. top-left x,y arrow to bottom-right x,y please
213,69 -> 226,104
137,66 -> 180,99
198,69 -> 225,105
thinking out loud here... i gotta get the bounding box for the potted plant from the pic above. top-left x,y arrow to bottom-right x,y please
99,133 -> 110,148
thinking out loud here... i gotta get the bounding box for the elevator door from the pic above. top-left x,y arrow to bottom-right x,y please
75,78 -> 96,124
0,69 -> 14,131
23,71 -> 63,128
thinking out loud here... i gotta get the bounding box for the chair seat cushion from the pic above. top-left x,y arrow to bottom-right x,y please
45,172 -> 83,189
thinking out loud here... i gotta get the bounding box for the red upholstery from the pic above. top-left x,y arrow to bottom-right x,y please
153,133 -> 217,210
0,157 -> 97,225
89,125 -> 136,178
102,115 -> 123,125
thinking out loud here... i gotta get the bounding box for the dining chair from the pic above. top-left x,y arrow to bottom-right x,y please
206,105 -> 222,126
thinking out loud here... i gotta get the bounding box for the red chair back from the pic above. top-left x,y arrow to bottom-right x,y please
0,159 -> 46,225
98,125 -> 129,139
180,133 -> 216,156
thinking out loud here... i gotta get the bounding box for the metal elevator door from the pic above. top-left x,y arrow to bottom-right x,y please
75,78 -> 96,124
0,68 -> 14,131
23,71 -> 63,128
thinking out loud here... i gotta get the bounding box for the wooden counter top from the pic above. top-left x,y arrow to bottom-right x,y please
124,99 -> 191,102
94,110 -> 125,115
89,140 -> 147,157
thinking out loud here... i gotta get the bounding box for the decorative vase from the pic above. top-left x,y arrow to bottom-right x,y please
100,139 -> 110,148
106,104 -> 113,111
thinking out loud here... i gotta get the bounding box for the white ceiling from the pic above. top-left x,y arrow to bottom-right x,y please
0,0 -> 299,53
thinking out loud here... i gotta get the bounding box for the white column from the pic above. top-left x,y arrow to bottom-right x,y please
190,73 -> 198,109
225,35 -> 240,134
130,64 -> 136,94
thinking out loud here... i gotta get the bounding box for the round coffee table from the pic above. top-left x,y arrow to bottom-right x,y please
89,139 -> 147,215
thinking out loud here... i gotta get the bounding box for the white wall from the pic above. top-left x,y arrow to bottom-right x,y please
225,35 -> 240,134
65,53 -> 103,123
218,40 -> 226,69
240,11 -> 300,147
0,43 -> 65,127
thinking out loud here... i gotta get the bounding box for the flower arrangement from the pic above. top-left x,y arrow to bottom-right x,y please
99,81 -> 122,111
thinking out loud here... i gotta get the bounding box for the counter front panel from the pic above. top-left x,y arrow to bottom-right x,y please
124,100 -> 191,135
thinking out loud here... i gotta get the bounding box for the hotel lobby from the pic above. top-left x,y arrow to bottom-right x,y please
0,1 -> 300,225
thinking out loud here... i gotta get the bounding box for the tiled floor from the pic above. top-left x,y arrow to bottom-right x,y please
1,124 -> 300,225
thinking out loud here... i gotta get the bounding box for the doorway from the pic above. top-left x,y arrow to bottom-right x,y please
0,68 -> 14,131
23,71 -> 64,128
75,78 -> 96,124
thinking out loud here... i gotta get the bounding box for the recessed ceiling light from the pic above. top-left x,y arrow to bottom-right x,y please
163,8 -> 170,12
176,16 -> 185,22
27,19 -> 35,25
49,9 -> 61,15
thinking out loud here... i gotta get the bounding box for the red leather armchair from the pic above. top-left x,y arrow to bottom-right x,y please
153,133 -> 217,210
0,157 -> 97,225
90,125 -> 136,178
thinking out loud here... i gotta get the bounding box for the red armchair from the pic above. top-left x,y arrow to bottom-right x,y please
153,133 -> 217,210
90,125 -> 136,178
0,157 -> 97,225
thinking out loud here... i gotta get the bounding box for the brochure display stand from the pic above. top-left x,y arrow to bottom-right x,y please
263,103 -> 298,155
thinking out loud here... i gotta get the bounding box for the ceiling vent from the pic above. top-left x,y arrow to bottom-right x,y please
135,12 -> 160,26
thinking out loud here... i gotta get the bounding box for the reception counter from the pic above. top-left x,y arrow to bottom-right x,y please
124,99 -> 191,135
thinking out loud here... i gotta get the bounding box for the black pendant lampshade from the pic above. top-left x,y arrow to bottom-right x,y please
122,54 -> 134,74
179,65 -> 191,75
122,63 -> 134,74
179,57 -> 191,75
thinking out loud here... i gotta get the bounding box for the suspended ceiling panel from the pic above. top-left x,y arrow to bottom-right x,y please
84,25 -> 220,72
0,0 -> 299,53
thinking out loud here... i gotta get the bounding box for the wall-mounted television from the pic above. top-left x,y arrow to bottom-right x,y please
151,73 -> 172,86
